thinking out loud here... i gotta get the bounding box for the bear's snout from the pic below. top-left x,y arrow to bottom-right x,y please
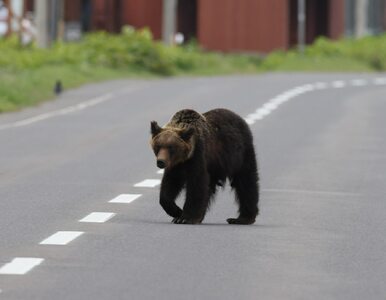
157,159 -> 166,169
156,148 -> 169,169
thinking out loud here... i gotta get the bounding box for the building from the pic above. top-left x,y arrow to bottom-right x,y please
22,0 -> 386,53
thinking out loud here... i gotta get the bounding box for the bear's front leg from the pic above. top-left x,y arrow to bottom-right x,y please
159,168 -> 184,219
173,168 -> 210,224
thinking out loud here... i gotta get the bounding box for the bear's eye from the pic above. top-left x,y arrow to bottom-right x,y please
154,146 -> 160,154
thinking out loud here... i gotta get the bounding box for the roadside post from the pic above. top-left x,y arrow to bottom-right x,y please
297,0 -> 306,54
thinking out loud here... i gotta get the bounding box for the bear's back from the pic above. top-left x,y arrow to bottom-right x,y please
169,109 -> 205,126
203,108 -> 254,154
205,108 -> 250,132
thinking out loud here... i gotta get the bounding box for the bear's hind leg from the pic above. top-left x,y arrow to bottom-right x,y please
228,162 -> 259,225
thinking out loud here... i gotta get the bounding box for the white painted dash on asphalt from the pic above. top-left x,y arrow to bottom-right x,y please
313,82 -> 328,90
331,80 -> 346,88
134,179 -> 161,188
373,77 -> 386,85
79,212 -> 116,223
0,258 -> 44,275
244,118 -> 255,125
40,231 -> 84,245
350,79 -> 368,86
109,194 -> 142,203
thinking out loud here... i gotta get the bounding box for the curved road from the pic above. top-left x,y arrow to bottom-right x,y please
0,73 -> 385,299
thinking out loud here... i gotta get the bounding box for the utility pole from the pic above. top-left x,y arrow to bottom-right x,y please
49,0 -> 64,42
297,0 -> 306,54
355,0 -> 368,37
162,0 -> 177,45
35,0 -> 50,48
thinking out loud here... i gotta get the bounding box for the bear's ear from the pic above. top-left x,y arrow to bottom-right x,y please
150,121 -> 162,137
179,127 -> 194,141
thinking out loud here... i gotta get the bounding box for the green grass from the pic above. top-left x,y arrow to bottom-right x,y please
261,35 -> 386,72
0,29 -> 264,112
1,30 -> 386,113
0,56 -> 262,113
0,66 -> 152,112
261,55 -> 373,72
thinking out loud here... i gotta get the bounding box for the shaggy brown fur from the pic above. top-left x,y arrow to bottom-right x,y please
150,108 -> 259,225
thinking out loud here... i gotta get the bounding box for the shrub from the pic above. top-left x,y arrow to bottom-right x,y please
0,27 -> 261,75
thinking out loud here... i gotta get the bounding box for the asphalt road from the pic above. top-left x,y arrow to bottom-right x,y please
0,73 -> 385,300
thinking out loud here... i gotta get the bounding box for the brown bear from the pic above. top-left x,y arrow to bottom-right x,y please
150,108 -> 259,224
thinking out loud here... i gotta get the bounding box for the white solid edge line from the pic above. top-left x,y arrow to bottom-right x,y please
134,179 -> 161,188
244,84 -> 316,125
109,194 -> 142,204
40,231 -> 84,245
0,84 -> 146,131
0,93 -> 113,131
79,212 -> 116,223
0,257 -> 44,275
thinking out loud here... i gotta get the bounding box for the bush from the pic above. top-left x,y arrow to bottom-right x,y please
0,27 -> 261,75
3,28 -> 386,113
0,28 -> 262,112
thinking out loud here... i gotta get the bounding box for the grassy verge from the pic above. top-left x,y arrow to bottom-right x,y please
0,66 -> 155,112
261,54 -> 373,72
0,56 -> 262,113
1,29 -> 386,113
0,28 -> 263,113
261,35 -> 386,72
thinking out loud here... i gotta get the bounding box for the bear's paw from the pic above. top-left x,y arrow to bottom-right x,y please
227,217 -> 255,225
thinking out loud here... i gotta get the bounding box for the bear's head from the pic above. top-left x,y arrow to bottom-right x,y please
150,121 -> 195,169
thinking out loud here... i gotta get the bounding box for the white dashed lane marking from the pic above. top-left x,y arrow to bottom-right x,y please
79,212 -> 116,223
1,75 -> 385,284
39,231 -> 84,246
350,78 -> 367,86
134,179 -> 161,188
109,194 -> 142,203
331,80 -> 346,88
0,258 -> 44,275
374,77 -> 386,85
313,82 -> 328,90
